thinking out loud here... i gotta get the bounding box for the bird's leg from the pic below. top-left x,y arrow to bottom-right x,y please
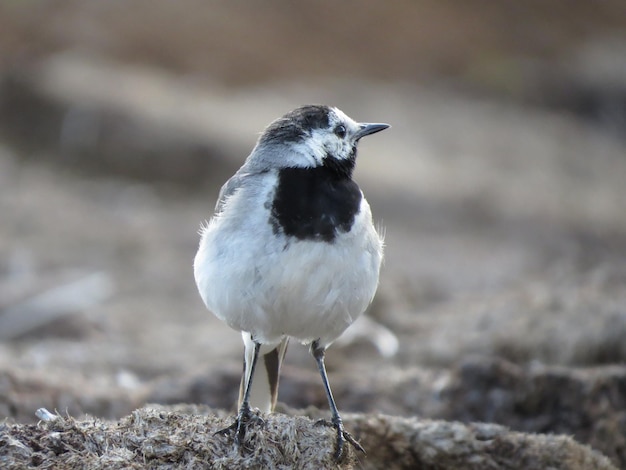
216,339 -> 263,448
311,340 -> 365,462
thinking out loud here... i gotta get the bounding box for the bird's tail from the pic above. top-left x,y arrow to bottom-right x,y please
239,334 -> 289,413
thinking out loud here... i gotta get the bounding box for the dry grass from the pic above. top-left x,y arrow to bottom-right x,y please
1,405 -> 617,469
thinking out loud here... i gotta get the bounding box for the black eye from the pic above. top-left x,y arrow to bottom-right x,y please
334,125 -> 346,138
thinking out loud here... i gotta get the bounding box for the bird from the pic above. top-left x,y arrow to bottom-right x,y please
193,104 -> 389,461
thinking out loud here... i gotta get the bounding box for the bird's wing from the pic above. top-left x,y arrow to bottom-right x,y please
214,171 -> 247,214
214,166 -> 270,214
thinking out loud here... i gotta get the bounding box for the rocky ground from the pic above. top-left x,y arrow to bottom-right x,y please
1,2 -> 626,469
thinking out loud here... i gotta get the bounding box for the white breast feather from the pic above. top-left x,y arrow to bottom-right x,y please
193,173 -> 383,348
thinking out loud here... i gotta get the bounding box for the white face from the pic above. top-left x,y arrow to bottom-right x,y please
291,107 -> 361,168
250,105 -> 388,172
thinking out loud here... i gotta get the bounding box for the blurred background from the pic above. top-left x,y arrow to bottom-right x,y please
1,0 -> 626,465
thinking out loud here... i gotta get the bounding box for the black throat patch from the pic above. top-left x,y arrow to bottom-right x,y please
270,164 -> 362,243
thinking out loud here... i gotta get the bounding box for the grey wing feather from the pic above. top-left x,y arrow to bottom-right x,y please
214,174 -> 243,213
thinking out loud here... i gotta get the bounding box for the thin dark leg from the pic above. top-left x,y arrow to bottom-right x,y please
240,340 -> 261,413
217,340 -> 262,448
311,340 -> 365,461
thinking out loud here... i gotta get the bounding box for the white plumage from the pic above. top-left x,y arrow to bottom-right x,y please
194,175 -> 382,349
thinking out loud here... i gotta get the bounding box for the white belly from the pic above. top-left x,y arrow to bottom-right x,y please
194,192 -> 383,347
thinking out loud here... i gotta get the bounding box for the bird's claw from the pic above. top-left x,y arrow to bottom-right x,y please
315,417 -> 365,462
215,406 -> 265,450
214,420 -> 237,436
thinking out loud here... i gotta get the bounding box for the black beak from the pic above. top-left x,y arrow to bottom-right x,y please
355,123 -> 390,140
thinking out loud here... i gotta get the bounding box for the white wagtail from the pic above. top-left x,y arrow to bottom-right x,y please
194,105 -> 389,460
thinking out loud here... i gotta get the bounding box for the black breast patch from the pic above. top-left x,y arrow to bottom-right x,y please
270,166 -> 362,243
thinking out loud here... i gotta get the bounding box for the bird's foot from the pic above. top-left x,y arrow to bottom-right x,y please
315,417 -> 365,462
216,405 -> 265,450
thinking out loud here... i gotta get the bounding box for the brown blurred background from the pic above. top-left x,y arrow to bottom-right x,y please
1,0 -> 626,465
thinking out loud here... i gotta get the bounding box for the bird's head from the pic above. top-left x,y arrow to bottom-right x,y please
251,105 -> 389,177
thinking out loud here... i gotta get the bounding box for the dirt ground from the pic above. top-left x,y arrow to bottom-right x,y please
1,2 -> 626,468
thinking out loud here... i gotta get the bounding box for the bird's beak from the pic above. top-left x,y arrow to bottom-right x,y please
355,123 -> 390,140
